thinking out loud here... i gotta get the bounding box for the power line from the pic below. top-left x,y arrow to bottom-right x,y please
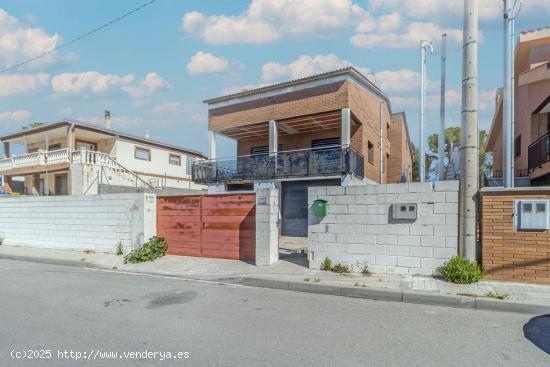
0,0 -> 159,74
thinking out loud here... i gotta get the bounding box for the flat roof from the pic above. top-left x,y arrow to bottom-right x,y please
203,67 -> 391,111
0,119 -> 206,159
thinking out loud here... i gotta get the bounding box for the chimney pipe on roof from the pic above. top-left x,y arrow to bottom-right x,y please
104,110 -> 111,129
144,129 -> 150,139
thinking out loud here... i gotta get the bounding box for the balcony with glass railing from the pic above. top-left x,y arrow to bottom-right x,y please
192,145 -> 364,183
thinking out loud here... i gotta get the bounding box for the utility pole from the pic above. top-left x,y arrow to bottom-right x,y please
438,34 -> 447,181
459,0 -> 479,260
502,0 -> 513,187
420,40 -> 433,183
502,0 -> 522,187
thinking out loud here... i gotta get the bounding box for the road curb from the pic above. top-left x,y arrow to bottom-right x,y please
242,276 -> 549,314
0,253 -> 244,285
0,253 -> 98,269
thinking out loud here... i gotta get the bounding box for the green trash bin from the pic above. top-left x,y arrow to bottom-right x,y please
313,199 -> 328,217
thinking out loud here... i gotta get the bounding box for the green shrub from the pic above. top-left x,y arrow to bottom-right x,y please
361,264 -> 370,275
322,257 -> 333,271
331,263 -> 352,274
124,236 -> 167,264
439,256 -> 484,284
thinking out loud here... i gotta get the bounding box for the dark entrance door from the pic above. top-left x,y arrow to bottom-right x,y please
281,179 -> 340,237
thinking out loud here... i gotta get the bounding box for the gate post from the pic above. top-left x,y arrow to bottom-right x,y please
255,188 -> 279,266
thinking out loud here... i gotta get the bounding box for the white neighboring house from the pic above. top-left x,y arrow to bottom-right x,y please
0,117 -> 206,195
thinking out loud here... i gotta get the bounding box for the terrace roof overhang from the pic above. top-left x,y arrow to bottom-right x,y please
215,110 -> 361,141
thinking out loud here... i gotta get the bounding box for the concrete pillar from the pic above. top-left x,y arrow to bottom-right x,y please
269,120 -> 278,155
3,176 -> 13,193
32,174 -> 40,196
208,131 -> 217,160
255,188 -> 279,266
2,142 -> 9,158
44,133 -> 49,196
341,108 -> 351,148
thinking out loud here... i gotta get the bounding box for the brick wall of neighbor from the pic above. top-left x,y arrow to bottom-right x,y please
0,193 -> 156,253
386,114 -> 412,183
308,181 -> 459,275
481,188 -> 550,284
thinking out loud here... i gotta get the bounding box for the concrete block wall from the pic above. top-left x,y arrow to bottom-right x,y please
308,181 -> 459,275
0,193 -> 156,254
255,188 -> 279,266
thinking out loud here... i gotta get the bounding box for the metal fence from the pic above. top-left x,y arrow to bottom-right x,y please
192,146 -> 365,183
528,131 -> 550,171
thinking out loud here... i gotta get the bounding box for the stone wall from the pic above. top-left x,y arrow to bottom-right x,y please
0,193 -> 156,254
307,182 -> 459,275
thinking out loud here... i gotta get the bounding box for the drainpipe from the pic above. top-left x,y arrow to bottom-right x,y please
380,101 -> 385,184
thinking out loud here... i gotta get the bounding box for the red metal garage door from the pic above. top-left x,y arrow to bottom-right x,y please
157,194 -> 256,261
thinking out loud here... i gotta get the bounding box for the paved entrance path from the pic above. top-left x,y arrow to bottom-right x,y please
1,259 -> 548,366
2,245 -> 550,310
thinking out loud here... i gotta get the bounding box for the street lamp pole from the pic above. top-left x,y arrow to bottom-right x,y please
420,40 -> 433,183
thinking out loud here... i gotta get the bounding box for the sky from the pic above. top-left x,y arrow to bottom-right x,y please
0,0 -> 549,158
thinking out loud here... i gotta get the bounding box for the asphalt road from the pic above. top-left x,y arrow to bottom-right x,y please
0,259 -> 548,367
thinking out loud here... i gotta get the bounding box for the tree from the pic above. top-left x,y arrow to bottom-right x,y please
411,142 -> 434,182
427,127 -> 492,184
22,122 -> 45,130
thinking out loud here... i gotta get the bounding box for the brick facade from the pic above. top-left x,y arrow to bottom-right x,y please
481,188 -> 550,284
387,113 -> 413,183
207,72 -> 412,184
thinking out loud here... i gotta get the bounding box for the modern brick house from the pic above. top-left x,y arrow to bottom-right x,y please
193,68 -> 413,237
486,27 -> 550,186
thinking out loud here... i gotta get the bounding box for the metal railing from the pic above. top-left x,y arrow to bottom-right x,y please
528,131 -> 550,171
484,169 -> 530,178
192,146 -> 365,183
0,148 -> 153,189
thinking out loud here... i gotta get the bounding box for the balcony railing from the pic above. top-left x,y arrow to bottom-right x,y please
192,146 -> 365,183
528,131 -> 550,171
0,148 -> 118,173
484,169 -> 530,179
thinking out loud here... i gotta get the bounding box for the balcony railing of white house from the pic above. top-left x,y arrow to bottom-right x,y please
0,148 -> 119,171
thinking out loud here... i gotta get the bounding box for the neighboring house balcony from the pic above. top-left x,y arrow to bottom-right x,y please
192,145 -> 364,183
528,131 -> 550,185
0,149 -> 119,176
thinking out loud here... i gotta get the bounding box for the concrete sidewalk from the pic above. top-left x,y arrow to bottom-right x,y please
1,245 -> 550,314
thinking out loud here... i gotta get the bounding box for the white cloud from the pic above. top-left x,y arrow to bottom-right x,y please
369,0 -> 550,23
51,71 -> 170,99
375,69 -> 440,94
262,54 -> 366,82
121,72 -> 172,99
0,73 -> 50,97
51,71 -> 134,95
0,8 -> 62,69
0,110 -> 31,122
352,21 -> 463,49
182,0 -> 365,44
391,88 -> 496,112
186,51 -> 229,75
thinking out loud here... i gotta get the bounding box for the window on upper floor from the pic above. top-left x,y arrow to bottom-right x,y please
169,153 -> 181,166
514,135 -> 521,158
135,146 -> 151,161
367,141 -> 374,164
48,143 -> 61,151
